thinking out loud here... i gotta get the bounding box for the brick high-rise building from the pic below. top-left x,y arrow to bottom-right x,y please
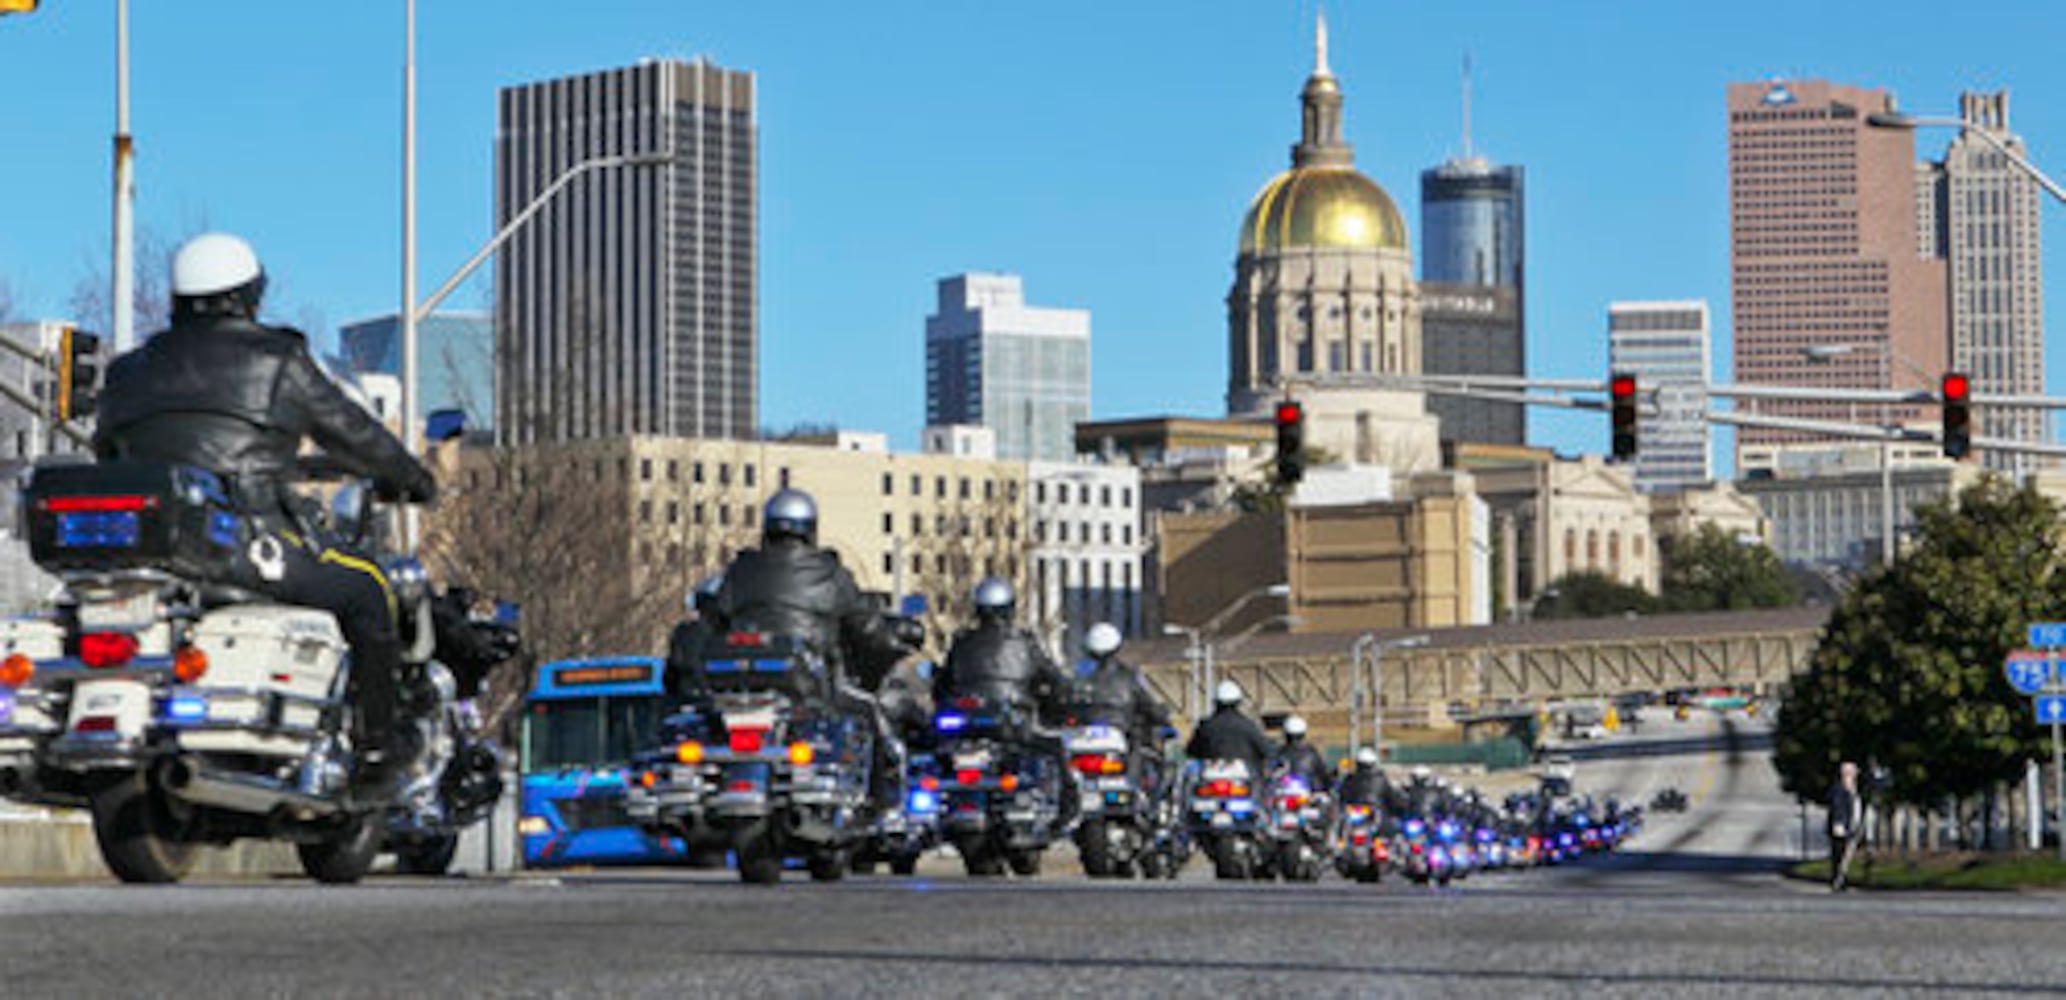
1917,91 -> 2046,472
1728,80 -> 1948,474
497,59 -> 757,445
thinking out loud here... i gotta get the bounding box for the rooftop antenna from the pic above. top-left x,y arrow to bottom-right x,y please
1461,51 -> 1474,160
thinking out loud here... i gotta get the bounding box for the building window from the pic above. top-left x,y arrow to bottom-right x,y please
694,462 -> 706,484
780,467 -> 791,489
882,473 -> 893,496
1058,522 -> 1070,543
719,506 -> 731,526
959,478 -> 971,500
936,476 -> 947,499
694,504 -> 706,525
1100,486 -> 1112,507
1036,482 -> 1047,504
1586,530 -> 1599,568
744,465 -> 757,488
1123,525 -> 1133,545
882,513 -> 893,534
640,458 -> 652,482
1102,523 -> 1112,544
985,481 -> 995,501
911,474 -> 921,496
883,553 -> 894,575
639,500 -> 651,523
1564,530 -> 1575,564
1009,482 -> 1020,501
667,501 -> 679,525
667,460 -> 679,482
1079,485 -> 1091,505
719,464 -> 731,487
911,513 -> 923,536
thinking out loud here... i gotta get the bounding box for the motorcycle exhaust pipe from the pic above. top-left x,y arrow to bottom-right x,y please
784,808 -> 840,845
0,768 -> 21,797
165,756 -> 343,817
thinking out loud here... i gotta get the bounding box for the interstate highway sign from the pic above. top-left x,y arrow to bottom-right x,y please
2030,623 -> 2066,648
2007,651 -> 2055,697
2039,695 -> 2066,726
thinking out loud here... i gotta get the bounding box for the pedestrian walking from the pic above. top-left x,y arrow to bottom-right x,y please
1828,761 -> 1865,891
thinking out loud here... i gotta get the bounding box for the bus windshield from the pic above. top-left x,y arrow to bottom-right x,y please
523,694 -> 664,772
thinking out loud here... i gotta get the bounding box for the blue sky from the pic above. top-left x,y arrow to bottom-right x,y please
3,1 -> 2063,460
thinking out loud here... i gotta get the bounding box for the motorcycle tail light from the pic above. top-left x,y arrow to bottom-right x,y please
79,632 -> 139,669
919,775 -> 940,792
172,646 -> 208,683
727,729 -> 765,754
74,715 -> 117,733
1070,754 -> 1103,774
999,773 -> 1020,792
787,741 -> 814,766
0,653 -> 32,688
725,631 -> 767,647
639,771 -> 658,788
676,740 -> 704,764
956,768 -> 982,787
1197,780 -> 1227,798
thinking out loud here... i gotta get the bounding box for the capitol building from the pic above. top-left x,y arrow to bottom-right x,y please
1226,17 -> 1441,473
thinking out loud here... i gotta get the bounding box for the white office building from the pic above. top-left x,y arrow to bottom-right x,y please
1027,461 -> 1144,652
926,273 -> 1090,463
1607,301 -> 1712,492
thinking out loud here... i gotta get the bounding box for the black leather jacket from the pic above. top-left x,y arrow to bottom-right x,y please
1276,740 -> 1332,790
1069,656 -> 1170,746
1185,706 -> 1276,779
934,620 -> 1066,718
711,540 -> 907,689
1338,768 -> 1389,807
93,316 -> 436,518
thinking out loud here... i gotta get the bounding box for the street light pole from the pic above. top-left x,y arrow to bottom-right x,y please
1352,633 -> 1428,760
111,0 -> 134,352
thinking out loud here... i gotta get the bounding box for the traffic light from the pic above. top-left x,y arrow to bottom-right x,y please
1609,372 -> 1638,460
56,327 -> 100,422
1942,371 -> 1972,459
1274,400 -> 1305,487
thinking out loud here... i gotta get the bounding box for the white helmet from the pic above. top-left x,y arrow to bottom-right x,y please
1214,680 -> 1245,707
1083,622 -> 1122,658
1411,765 -> 1433,781
1354,746 -> 1379,767
172,233 -> 264,297
1283,715 -> 1309,738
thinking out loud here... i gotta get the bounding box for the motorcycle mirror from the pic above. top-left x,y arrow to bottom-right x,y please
329,481 -> 371,545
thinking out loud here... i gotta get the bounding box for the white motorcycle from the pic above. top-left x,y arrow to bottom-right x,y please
0,458 -> 494,883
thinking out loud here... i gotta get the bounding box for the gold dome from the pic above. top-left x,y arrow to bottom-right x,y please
1240,167 -> 1407,255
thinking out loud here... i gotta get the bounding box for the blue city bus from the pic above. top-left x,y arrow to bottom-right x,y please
519,656 -> 690,867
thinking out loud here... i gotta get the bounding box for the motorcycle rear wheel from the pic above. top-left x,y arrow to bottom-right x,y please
738,832 -> 784,885
393,833 -> 460,876
298,811 -> 383,885
807,848 -> 849,883
1006,848 -> 1043,877
889,853 -> 919,877
1077,820 -> 1114,877
90,771 -> 197,884
1211,844 -> 1252,881
960,841 -> 1005,877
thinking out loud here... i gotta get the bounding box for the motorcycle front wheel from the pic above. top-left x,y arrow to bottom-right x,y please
90,771 -> 197,884
393,833 -> 460,876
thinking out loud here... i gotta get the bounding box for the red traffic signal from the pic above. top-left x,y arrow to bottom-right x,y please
1942,372 -> 1972,459
1609,372 -> 1638,460
1274,400 -> 1305,487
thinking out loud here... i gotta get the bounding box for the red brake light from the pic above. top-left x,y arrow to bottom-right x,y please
956,768 -> 982,787
41,495 -> 157,514
74,716 -> 117,733
727,729 -> 765,754
79,632 -> 140,669
1070,754 -> 1104,775
724,631 -> 766,647
1280,794 -> 1309,810
919,775 -> 939,791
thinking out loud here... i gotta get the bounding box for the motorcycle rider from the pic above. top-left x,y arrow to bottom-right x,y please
1185,680 -> 1276,781
92,233 -> 438,798
1068,623 -> 1171,751
1274,715 -> 1331,790
1337,746 -> 1390,809
706,490 -> 914,799
662,575 -> 724,705
932,578 -> 1068,721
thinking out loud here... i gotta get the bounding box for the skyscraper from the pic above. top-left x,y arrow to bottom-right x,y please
1608,300 -> 1712,491
496,59 -> 756,444
340,311 -> 493,432
1918,91 -> 2045,472
1420,282 -> 1523,446
1727,79 -> 1947,474
1420,160 -> 1524,290
925,273 -> 1090,463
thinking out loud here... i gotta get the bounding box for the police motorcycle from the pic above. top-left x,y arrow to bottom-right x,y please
1062,721 -> 1184,879
630,627 -> 893,885
1394,813 -> 1455,886
1335,800 -> 1390,884
1186,758 -> 1269,880
0,457 -> 489,884
927,693 -> 1066,877
853,660 -> 943,879
1261,764 -> 1332,882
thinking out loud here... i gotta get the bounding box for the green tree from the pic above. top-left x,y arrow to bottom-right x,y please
1658,524 -> 1800,613
1773,476 -> 2066,808
1531,570 -> 1656,620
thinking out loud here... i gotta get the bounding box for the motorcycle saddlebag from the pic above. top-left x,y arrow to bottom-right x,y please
24,461 -> 246,579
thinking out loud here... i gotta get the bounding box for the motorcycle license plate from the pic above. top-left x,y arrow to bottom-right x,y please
1211,812 -> 1233,829
78,590 -> 162,631
68,679 -> 151,737
953,750 -> 992,771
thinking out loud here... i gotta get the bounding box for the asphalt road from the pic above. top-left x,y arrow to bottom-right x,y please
4,715 -> 2061,998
